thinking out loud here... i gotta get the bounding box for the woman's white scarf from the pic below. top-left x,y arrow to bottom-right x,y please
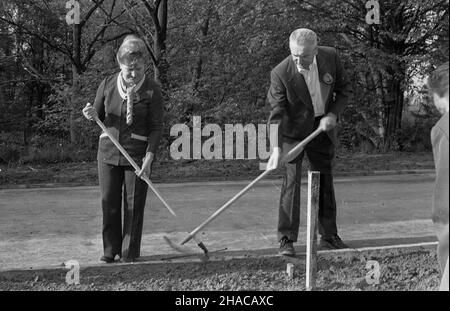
117,73 -> 145,125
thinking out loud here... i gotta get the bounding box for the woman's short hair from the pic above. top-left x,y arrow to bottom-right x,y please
116,35 -> 147,66
428,62 -> 449,98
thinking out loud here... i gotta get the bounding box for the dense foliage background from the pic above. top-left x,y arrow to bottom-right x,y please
0,0 -> 448,164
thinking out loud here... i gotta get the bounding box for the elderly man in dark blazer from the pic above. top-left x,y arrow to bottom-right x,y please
266,28 -> 351,256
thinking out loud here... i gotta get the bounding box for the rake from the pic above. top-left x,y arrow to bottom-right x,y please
181,127 -> 323,245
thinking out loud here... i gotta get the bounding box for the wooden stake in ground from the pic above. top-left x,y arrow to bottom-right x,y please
306,171 -> 320,291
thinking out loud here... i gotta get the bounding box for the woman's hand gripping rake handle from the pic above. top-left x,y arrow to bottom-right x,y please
93,114 -> 177,217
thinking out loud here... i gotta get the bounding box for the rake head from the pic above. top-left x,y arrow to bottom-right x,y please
163,236 -> 210,260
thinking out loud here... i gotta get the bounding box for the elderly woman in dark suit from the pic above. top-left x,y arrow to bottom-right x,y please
82,35 -> 163,263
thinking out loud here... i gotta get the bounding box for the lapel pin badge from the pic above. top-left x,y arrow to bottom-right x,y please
323,73 -> 333,85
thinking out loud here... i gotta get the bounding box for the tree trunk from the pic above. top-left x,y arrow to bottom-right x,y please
367,67 -> 384,141
70,23 -> 82,144
191,0 -> 213,92
153,0 -> 168,93
381,65 -> 405,151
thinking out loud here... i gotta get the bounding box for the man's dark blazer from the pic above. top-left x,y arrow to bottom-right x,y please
267,46 -> 351,147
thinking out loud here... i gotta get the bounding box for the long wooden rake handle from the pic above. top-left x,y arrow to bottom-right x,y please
181,169 -> 272,245
181,127 -> 324,245
283,128 -> 323,163
93,115 -> 177,217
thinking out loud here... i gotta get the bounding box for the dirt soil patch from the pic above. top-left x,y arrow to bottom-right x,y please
0,247 -> 441,291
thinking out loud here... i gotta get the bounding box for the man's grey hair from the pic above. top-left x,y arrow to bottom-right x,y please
289,28 -> 318,47
428,62 -> 449,98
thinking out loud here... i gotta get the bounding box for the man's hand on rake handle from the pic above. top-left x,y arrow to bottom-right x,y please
318,112 -> 337,132
266,147 -> 281,171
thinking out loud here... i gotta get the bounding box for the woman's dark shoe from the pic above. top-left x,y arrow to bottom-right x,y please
100,255 -> 115,263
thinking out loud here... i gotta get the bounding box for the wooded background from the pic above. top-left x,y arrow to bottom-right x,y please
0,0 -> 448,164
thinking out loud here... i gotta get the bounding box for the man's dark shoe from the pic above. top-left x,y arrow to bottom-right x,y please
279,236 -> 296,256
320,235 -> 349,250
100,255 -> 115,263
120,257 -> 138,263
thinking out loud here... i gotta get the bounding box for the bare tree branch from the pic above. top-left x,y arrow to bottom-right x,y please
80,0 -> 107,27
82,7 -> 128,65
0,16 -> 71,58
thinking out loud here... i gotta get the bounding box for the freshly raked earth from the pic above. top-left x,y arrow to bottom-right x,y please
0,247 -> 441,291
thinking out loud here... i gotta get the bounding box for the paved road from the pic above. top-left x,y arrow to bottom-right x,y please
0,173 -> 438,270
